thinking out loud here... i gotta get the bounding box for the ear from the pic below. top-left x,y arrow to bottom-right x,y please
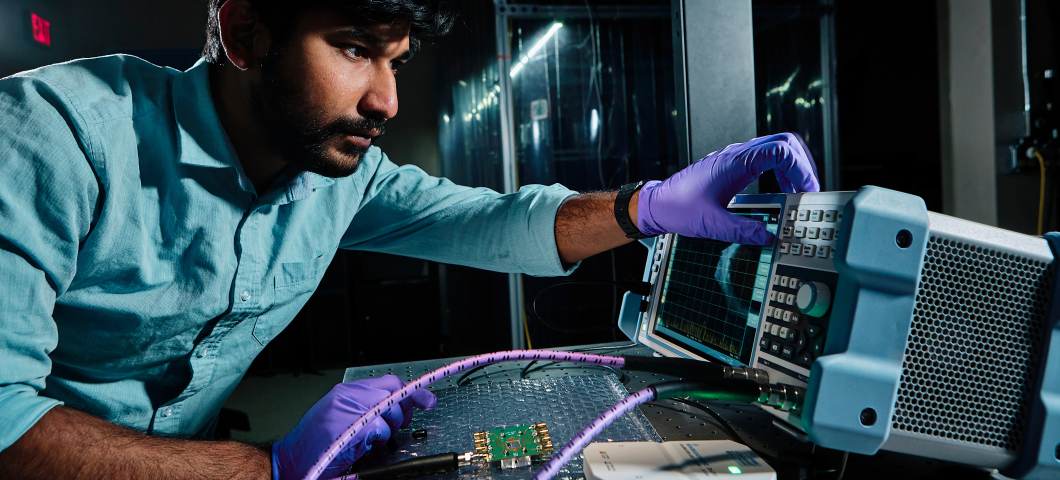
217,0 -> 271,70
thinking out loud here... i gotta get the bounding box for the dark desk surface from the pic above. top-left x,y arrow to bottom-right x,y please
343,343 -> 997,480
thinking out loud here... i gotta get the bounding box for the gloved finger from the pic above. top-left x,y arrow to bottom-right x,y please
334,381 -> 407,435
352,375 -> 410,431
353,374 -> 406,393
326,417 -> 393,478
398,388 -> 438,429
769,133 -> 820,194
708,209 -> 776,246
789,132 -> 819,181
355,375 -> 436,429
711,135 -> 799,197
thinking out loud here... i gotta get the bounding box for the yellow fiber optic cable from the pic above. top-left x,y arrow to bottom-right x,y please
1036,151 -> 1046,236
522,311 -> 533,350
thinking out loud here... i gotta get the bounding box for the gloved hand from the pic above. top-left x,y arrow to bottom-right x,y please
272,375 -> 437,480
637,132 -> 820,245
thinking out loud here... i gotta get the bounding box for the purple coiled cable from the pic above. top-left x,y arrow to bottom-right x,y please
305,349 -> 626,480
529,387 -> 656,480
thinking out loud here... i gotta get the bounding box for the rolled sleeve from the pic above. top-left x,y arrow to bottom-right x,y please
341,151 -> 578,276
504,184 -> 579,276
0,386 -> 62,452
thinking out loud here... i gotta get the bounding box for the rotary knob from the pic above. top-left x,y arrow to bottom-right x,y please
796,281 -> 832,317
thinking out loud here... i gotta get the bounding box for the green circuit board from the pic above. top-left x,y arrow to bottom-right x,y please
474,422 -> 553,462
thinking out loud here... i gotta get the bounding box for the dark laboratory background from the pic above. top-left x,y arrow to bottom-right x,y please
2,0 -> 1057,375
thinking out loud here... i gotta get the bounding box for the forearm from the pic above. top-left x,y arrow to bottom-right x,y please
0,406 -> 272,480
555,189 -> 641,264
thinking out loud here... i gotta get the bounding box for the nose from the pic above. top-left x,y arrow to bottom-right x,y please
359,64 -> 398,121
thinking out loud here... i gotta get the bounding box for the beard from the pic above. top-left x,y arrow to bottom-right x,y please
249,49 -> 386,178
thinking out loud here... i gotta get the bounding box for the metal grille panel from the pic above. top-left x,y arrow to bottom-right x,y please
893,236 -> 1051,450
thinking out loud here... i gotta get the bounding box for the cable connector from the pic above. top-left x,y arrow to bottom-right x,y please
758,383 -> 805,412
722,366 -> 770,384
458,452 -> 478,467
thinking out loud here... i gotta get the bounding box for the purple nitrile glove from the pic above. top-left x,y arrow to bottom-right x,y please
272,374 -> 437,480
638,132 -> 820,245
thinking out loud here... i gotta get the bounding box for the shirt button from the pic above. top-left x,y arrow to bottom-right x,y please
163,407 -> 174,417
240,290 -> 251,302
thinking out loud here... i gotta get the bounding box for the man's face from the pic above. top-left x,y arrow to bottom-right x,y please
251,9 -> 411,177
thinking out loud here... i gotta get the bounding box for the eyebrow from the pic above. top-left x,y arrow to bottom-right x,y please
336,27 -> 414,61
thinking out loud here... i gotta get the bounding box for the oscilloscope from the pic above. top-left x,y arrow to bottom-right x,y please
617,186 -> 1060,479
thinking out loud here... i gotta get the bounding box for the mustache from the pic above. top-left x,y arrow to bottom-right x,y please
323,116 -> 387,140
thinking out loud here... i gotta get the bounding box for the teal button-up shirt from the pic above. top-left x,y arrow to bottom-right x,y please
0,56 -> 576,451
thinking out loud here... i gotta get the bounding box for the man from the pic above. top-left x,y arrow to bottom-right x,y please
0,0 -> 819,478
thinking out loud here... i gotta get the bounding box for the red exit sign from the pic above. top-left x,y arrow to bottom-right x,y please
31,13 -> 51,46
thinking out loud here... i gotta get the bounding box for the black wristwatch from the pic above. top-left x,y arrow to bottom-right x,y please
615,181 -> 652,239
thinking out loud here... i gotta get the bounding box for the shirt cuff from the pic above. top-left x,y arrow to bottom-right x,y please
0,386 -> 62,451
505,184 -> 580,277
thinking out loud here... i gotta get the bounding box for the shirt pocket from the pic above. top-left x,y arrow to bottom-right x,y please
275,254 -> 331,290
253,254 -> 333,346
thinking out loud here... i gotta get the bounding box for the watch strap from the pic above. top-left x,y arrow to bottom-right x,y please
615,181 -> 651,240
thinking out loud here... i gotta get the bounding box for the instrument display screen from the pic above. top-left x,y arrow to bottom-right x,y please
650,209 -> 780,365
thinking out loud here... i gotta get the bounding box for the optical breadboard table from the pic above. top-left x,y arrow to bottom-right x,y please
342,343 -> 997,480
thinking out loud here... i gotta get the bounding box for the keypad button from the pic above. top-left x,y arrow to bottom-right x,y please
769,342 -> 782,355
772,274 -> 780,285
765,306 -> 775,317
779,326 -> 789,338
768,291 -> 775,301
760,337 -> 770,350
786,293 -> 796,305
803,244 -> 817,257
823,210 -> 838,222
781,346 -> 794,359
782,226 -> 793,238
798,210 -> 810,221
794,226 -> 806,238
787,329 -> 798,342
782,310 -> 792,322
808,325 -> 821,337
788,209 -> 798,221
773,308 -> 783,320
780,242 -> 791,254
780,276 -> 790,288
807,227 -> 820,239
795,334 -> 807,352
770,323 -> 781,336
800,353 -> 814,365
790,313 -> 801,325
810,210 -> 823,222
813,338 -> 825,356
788,278 -> 800,289
817,245 -> 831,258
791,244 -> 802,255
820,228 -> 834,240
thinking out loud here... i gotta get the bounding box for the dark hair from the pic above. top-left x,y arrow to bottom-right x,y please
203,0 -> 455,65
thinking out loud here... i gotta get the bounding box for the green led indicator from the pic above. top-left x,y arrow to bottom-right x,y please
728,465 -> 742,474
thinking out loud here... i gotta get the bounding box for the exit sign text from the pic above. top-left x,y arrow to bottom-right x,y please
31,13 -> 51,46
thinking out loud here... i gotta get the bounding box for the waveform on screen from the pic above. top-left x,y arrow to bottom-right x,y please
660,316 -> 741,357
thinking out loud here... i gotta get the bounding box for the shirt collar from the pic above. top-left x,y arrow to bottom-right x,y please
172,58 -> 335,202
173,58 -> 238,171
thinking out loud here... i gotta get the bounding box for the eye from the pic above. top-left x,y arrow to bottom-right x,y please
391,60 -> 407,74
343,45 -> 368,59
